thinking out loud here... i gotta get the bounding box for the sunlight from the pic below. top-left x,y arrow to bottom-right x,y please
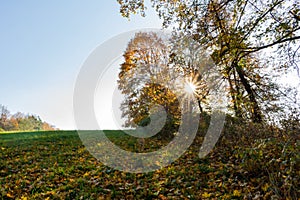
184,81 -> 196,94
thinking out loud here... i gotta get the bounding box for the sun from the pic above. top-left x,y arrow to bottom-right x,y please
184,81 -> 196,94
180,73 -> 204,99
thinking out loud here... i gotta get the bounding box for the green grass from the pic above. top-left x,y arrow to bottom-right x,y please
0,128 -> 299,199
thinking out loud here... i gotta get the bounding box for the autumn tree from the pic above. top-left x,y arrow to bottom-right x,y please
118,0 -> 300,123
169,35 -> 219,114
118,32 -> 181,137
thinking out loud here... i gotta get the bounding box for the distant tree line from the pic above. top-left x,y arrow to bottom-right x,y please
0,104 -> 56,132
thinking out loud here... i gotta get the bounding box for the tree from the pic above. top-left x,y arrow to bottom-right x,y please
169,35 -> 219,114
118,0 -> 300,123
0,105 -> 10,131
118,32 -> 180,137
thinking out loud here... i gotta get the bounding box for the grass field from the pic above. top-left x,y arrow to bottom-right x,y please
0,127 -> 299,199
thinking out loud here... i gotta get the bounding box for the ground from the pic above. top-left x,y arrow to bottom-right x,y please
0,127 -> 299,199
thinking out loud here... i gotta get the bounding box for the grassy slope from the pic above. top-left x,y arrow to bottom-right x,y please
0,128 -> 299,199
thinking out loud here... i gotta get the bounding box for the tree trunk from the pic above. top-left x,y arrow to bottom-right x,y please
227,70 -> 242,118
197,98 -> 203,113
235,64 -> 262,122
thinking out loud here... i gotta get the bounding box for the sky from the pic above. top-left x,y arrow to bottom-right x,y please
1,2 -> 299,130
0,1 -> 162,130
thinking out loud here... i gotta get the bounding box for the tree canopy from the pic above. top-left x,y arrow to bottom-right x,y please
118,0 -> 300,123
118,32 -> 182,137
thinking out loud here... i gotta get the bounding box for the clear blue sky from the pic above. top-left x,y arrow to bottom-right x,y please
0,1 -> 162,129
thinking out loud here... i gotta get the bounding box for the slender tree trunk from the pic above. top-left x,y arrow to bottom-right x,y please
235,64 -> 262,122
197,98 -> 203,113
227,71 -> 242,118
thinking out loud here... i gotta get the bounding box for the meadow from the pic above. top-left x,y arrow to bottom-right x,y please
0,121 -> 299,199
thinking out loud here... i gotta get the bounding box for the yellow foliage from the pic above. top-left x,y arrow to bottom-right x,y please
83,172 -> 90,177
20,196 -> 28,200
202,192 -> 211,198
233,189 -> 241,197
6,193 -> 14,198
262,183 -> 269,192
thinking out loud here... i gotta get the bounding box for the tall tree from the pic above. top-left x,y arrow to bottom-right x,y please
118,32 -> 180,136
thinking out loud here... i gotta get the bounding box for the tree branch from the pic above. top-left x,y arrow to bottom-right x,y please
240,0 -> 285,44
242,35 -> 300,55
